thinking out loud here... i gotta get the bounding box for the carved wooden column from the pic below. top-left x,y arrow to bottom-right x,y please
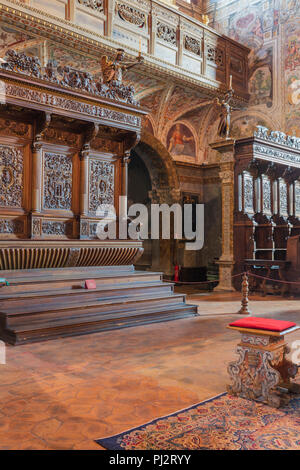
121,151 -> 131,199
31,142 -> 43,214
80,148 -> 89,217
210,139 -> 235,291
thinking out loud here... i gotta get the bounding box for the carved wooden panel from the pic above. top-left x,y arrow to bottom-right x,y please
89,159 -> 115,213
0,145 -> 23,209
43,153 -> 73,211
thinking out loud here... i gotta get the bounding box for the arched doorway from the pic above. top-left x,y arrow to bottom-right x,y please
128,131 -> 181,276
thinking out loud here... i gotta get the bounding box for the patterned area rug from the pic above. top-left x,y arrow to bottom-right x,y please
96,393 -> 300,450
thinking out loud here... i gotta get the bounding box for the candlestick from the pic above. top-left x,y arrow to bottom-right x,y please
229,74 -> 232,89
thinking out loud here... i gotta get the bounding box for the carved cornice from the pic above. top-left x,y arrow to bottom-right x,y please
0,70 -> 146,131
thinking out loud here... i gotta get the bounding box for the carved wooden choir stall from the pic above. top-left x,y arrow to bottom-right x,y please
234,126 -> 300,294
0,50 -> 197,345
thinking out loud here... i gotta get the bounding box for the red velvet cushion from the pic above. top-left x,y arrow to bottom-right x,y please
229,317 -> 297,332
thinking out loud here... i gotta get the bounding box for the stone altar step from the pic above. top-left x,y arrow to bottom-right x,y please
0,267 -> 198,345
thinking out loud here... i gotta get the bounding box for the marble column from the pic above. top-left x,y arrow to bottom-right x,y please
209,139 -> 235,291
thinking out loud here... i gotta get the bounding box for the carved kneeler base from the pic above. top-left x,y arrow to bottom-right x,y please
227,322 -> 300,408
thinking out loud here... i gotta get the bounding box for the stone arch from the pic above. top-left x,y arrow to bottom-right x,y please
133,130 -> 181,204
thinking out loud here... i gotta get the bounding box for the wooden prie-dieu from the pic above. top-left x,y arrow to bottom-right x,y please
0,50 -> 197,345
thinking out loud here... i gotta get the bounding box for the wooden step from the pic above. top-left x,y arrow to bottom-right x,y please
4,304 -> 197,345
0,267 -> 197,345
3,293 -> 186,325
0,281 -> 174,305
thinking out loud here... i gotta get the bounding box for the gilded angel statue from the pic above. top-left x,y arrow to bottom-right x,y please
100,49 -> 143,86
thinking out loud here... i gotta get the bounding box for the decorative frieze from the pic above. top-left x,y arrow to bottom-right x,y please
184,36 -> 201,56
89,160 -> 114,212
4,83 -> 140,128
116,3 -> 146,28
43,153 -> 73,211
0,146 -> 23,209
253,144 -> 300,167
157,22 -> 177,45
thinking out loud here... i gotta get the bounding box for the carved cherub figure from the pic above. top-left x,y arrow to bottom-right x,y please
100,49 -> 143,86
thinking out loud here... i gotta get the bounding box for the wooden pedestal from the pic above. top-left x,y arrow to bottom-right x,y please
227,325 -> 300,408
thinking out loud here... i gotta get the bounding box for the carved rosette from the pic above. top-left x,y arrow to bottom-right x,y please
89,160 -> 114,213
43,153 -> 73,211
0,145 -> 23,208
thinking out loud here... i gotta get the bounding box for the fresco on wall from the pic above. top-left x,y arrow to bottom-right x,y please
248,47 -> 273,107
231,115 -> 269,138
167,123 -> 196,158
143,117 -> 154,135
209,0 -> 300,148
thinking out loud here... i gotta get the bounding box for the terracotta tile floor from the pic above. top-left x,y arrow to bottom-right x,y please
0,292 -> 300,450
